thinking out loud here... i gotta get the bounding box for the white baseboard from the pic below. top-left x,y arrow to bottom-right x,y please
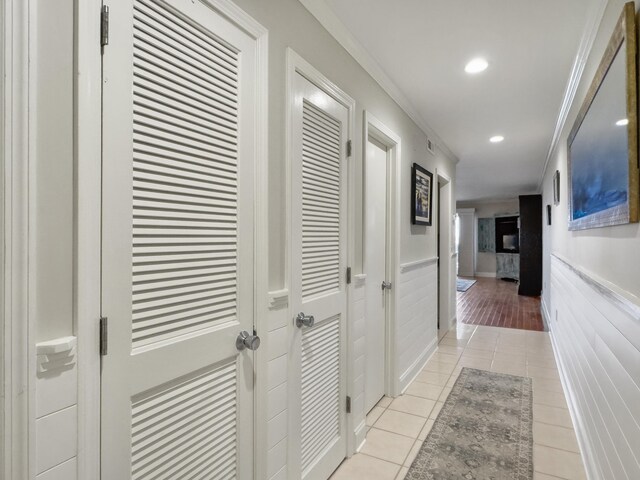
475,272 -> 496,278
399,337 -> 438,393
354,419 -> 367,453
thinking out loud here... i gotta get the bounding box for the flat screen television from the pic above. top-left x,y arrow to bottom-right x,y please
502,234 -> 519,251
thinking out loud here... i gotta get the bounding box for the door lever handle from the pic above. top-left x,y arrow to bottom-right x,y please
381,281 -> 392,291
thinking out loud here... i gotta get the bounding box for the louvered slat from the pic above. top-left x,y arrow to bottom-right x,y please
300,315 -> 341,471
301,101 -> 342,300
131,361 -> 237,480
131,0 -> 239,349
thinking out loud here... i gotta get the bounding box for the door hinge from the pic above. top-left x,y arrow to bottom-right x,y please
346,267 -> 351,284
100,317 -> 108,356
100,5 -> 110,48
346,139 -> 352,157
346,396 -> 352,414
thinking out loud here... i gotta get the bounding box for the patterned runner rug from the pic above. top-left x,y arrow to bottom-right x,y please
406,368 -> 533,479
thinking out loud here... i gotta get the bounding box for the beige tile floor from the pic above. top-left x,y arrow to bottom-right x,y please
330,324 -> 587,480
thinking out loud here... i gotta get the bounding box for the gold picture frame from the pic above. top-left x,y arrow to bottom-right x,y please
567,2 -> 638,230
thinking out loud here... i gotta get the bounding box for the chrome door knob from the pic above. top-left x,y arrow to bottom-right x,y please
236,331 -> 260,351
295,312 -> 315,328
381,281 -> 392,291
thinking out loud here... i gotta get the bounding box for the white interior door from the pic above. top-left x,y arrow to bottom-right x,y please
290,72 -> 349,480
364,136 -> 387,414
457,211 -> 475,277
100,1 -> 259,478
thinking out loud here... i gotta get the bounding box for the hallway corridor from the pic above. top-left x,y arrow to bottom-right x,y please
457,278 -> 545,331
330,324 -> 585,480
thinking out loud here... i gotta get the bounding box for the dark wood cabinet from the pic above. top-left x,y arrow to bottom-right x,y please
518,195 -> 542,296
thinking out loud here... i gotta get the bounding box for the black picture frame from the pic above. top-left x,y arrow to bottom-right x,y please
547,204 -> 552,225
411,163 -> 433,226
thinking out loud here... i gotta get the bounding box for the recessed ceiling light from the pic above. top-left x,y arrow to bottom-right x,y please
490,135 -> 504,143
465,58 -> 489,74
616,118 -> 629,126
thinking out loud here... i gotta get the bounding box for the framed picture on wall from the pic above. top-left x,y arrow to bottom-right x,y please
567,2 -> 638,230
553,170 -> 560,206
411,163 -> 433,225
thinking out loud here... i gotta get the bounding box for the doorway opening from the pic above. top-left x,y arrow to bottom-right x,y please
437,174 -> 452,339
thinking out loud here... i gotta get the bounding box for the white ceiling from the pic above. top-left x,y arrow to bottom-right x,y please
321,0 -> 600,201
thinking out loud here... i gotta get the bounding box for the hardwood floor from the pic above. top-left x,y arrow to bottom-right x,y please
457,277 -> 544,331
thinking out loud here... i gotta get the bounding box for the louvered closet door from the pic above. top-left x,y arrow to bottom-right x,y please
290,73 -> 349,480
100,1 -> 259,478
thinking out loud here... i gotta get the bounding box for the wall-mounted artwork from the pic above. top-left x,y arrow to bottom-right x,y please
411,163 -> 433,225
477,218 -> 496,252
553,170 -> 561,206
547,205 -> 552,226
567,2 -> 638,230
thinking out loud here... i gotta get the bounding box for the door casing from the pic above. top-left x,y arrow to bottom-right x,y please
362,111 -> 401,408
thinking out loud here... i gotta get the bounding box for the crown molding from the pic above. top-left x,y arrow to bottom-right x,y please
538,0 -> 608,190
298,0 -> 459,164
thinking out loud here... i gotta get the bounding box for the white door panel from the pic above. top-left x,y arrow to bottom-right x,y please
101,0 -> 258,478
364,137 -> 387,413
457,212 -> 475,277
290,73 -> 349,480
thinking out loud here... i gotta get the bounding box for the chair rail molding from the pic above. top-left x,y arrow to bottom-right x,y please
268,289 -> 289,310
400,256 -> 438,274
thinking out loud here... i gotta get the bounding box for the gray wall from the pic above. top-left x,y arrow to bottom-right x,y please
232,0 -> 458,289
542,0 -> 640,306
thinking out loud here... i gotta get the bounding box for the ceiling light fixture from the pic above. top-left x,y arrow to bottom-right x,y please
465,58 -> 489,74
616,118 -> 629,126
490,135 -> 504,143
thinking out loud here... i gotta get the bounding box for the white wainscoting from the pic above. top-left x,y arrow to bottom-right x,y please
266,290 -> 290,480
397,258 -> 439,393
35,337 -> 78,479
349,274 -> 367,452
549,255 -> 640,480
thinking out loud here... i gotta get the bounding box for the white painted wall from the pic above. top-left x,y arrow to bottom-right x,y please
541,1 -> 640,478
457,199 -> 519,277
231,0 -> 457,285
541,0 -> 640,306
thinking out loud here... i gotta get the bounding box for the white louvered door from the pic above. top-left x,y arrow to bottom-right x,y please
101,1 -> 259,478
290,73 -> 349,480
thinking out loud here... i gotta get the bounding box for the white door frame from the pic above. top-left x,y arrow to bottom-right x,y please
2,0 -> 31,477
435,170 -> 453,335
285,48 -> 356,472
362,112 -> 401,405
456,208 -> 476,277
74,1 -> 268,478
